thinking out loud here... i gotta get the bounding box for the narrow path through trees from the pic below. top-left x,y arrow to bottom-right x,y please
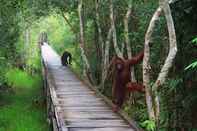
41,43 -> 140,131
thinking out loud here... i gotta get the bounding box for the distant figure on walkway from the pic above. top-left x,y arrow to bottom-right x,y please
61,51 -> 72,66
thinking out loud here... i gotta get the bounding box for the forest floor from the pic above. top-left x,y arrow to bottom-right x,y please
0,84 -> 49,131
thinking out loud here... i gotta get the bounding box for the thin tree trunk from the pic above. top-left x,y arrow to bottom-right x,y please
24,27 -> 33,72
95,0 -> 104,85
78,0 -> 94,84
95,0 -> 104,56
109,0 -> 123,58
25,28 -> 30,47
124,4 -> 137,104
155,0 -> 178,88
124,4 -> 136,82
153,0 -> 178,121
24,28 -> 31,64
143,7 -> 162,121
101,27 -> 112,87
25,28 -> 30,56
143,0 -> 177,124
61,11 -> 77,35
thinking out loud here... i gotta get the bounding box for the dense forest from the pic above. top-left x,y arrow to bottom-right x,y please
0,0 -> 196,130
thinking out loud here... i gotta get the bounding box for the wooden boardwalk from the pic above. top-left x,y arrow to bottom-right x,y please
41,43 -> 139,131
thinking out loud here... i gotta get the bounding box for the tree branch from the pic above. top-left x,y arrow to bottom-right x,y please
61,11 -> 77,35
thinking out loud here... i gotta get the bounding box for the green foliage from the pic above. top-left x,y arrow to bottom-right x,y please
192,37 -> 197,45
140,120 -> 156,131
124,101 -> 148,123
185,37 -> 197,70
0,0 -> 20,74
0,57 -> 9,86
5,68 -> 41,89
166,78 -> 183,92
0,1 -> 49,126
158,78 -> 183,129
185,61 -> 197,70
0,75 -> 48,131
26,54 -> 42,72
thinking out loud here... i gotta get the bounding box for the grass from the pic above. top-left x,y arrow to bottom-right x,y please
0,69 -> 49,131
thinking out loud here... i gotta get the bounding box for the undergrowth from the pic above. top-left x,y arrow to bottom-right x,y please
0,68 -> 49,131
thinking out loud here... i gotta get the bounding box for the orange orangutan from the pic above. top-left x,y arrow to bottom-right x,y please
111,51 -> 144,110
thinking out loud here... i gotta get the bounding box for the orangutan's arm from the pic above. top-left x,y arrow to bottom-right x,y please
129,50 -> 144,65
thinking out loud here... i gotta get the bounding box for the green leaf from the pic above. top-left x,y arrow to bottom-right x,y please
0,57 -> 5,60
192,37 -> 197,45
140,120 -> 156,131
185,61 -> 197,70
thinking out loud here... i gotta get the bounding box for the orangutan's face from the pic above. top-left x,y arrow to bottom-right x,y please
115,58 -> 124,71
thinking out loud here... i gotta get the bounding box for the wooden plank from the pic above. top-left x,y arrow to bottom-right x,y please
65,110 -> 120,119
64,115 -> 120,120
64,111 -> 120,119
56,92 -> 96,95
55,88 -> 90,91
57,94 -> 96,99
58,101 -> 104,105
55,78 -> 78,81
65,119 -> 129,128
57,96 -> 102,101
61,106 -> 110,110
56,81 -> 82,84
56,79 -> 79,82
69,127 -> 135,131
58,102 -> 105,107
66,119 -> 127,124
62,108 -> 112,112
57,97 -> 103,101
56,82 -> 83,85
55,90 -> 95,94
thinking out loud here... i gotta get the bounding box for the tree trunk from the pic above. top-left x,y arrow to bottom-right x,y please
155,0 -> 178,88
109,0 -> 123,58
101,27 -> 112,88
153,0 -> 178,121
124,3 -> 137,104
143,0 -> 177,125
95,0 -> 104,56
61,11 -> 78,35
124,4 -> 136,82
143,7 -> 162,121
24,28 -> 30,60
95,0 -> 104,85
78,0 -> 94,84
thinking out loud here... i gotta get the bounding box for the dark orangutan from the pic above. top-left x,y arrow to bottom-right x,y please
61,51 -> 72,66
111,51 -> 144,111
